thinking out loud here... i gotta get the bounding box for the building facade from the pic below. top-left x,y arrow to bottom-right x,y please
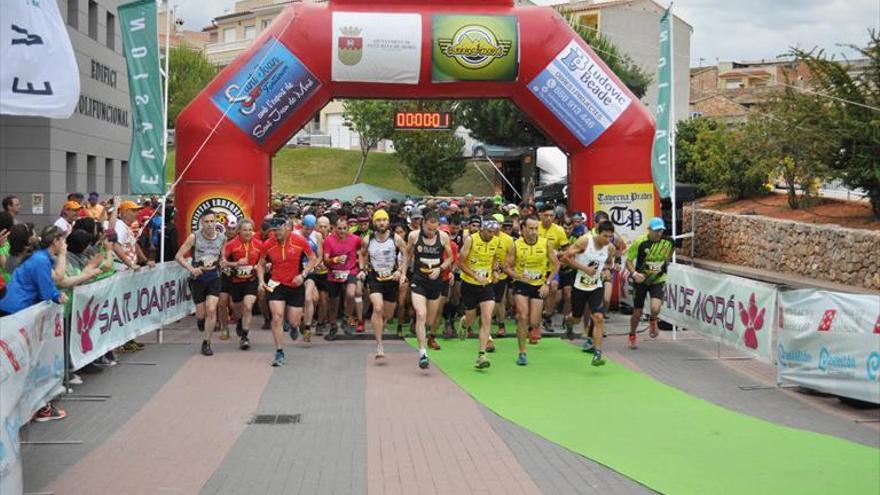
0,0 -> 132,227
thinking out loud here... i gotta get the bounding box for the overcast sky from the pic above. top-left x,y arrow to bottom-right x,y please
175,0 -> 879,67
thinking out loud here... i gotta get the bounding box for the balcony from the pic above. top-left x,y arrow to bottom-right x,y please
205,39 -> 254,66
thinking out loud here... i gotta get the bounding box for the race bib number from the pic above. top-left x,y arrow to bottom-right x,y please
236,265 -> 254,277
199,255 -> 218,269
376,268 -> 394,281
330,269 -> 350,282
523,269 -> 543,281
579,272 -> 599,288
646,261 -> 664,273
266,280 -> 281,292
419,257 -> 440,272
475,269 -> 489,279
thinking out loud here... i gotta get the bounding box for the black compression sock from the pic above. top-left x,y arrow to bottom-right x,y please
197,318 -> 205,331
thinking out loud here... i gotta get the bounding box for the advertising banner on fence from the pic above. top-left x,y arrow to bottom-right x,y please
592,183 -> 655,244
332,12 -> 422,84
663,264 -> 777,361
529,40 -> 632,147
210,36 -> 320,144
777,289 -> 880,404
69,262 -> 194,370
432,15 -> 518,82
0,302 -> 65,495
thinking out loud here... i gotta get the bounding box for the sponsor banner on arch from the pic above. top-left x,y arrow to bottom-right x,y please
210,36 -> 320,144
69,262 -> 195,370
0,302 -> 65,495
663,264 -> 776,362
777,289 -> 880,404
185,182 -> 253,237
332,12 -> 422,84
431,15 -> 519,82
592,183 -> 655,245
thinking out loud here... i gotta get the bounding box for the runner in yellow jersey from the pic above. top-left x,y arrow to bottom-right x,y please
538,204 -> 569,335
459,216 -> 504,369
492,214 -> 515,338
504,215 -> 559,366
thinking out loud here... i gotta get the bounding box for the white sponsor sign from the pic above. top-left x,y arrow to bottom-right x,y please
0,302 -> 65,495
0,0 -> 80,118
69,262 -> 194,370
332,12 -> 422,84
663,264 -> 777,361
777,289 -> 880,404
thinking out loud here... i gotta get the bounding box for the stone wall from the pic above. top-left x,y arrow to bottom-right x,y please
680,208 -> 880,291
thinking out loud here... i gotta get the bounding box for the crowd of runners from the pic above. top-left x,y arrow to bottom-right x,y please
175,194 -> 675,370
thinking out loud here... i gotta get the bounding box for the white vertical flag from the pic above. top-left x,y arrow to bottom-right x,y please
0,0 -> 81,118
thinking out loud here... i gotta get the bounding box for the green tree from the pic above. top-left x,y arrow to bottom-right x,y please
455,12 -> 653,147
167,44 -> 217,129
789,31 -> 880,216
675,117 -> 719,196
343,100 -> 396,184
690,122 -> 771,200
393,103 -> 466,195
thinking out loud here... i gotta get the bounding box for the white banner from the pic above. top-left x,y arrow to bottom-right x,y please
332,12 -> 422,84
0,302 -> 65,495
777,289 -> 880,404
69,262 -> 194,370
0,0 -> 80,118
663,264 -> 777,361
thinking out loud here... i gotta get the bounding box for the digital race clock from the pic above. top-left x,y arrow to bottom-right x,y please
394,110 -> 453,131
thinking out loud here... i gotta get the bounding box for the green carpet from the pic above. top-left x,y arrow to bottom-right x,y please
408,337 -> 880,495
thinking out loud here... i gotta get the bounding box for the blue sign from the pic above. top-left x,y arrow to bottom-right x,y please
211,37 -> 320,144
529,41 -> 631,147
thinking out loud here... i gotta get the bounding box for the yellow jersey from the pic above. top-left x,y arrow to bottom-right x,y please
494,231 -> 515,280
539,222 -> 568,251
461,233 -> 503,286
514,236 -> 551,286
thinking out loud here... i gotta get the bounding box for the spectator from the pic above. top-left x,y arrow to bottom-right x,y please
54,200 -> 84,236
86,192 -> 106,222
67,193 -> 88,219
0,225 -> 68,315
4,223 -> 36,275
112,201 -> 153,271
2,195 -> 21,218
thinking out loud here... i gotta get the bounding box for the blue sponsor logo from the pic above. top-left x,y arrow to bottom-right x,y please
777,343 -> 811,368
866,351 -> 880,381
817,347 -> 856,373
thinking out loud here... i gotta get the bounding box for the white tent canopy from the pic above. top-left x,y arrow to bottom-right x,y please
536,147 -> 567,186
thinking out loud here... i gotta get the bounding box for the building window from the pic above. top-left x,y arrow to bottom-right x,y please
66,152 -> 78,193
87,155 -> 97,194
121,161 -> 129,194
577,11 -> 599,32
88,0 -> 98,40
725,79 -> 742,89
68,0 -> 79,29
106,12 -> 116,50
223,27 -> 236,43
261,19 -> 271,30
105,158 -> 115,193
244,25 -> 256,40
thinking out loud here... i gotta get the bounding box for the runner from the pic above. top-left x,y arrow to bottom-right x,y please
493,214 -> 515,338
256,217 -> 318,366
538,203 -> 569,335
295,214 -> 324,342
359,209 -> 407,359
221,219 -> 262,350
400,210 -> 453,370
323,216 -> 362,341
313,216 -> 332,335
459,216 -> 504,369
625,217 -> 674,349
175,210 -> 225,356
437,223 -> 459,340
593,210 -> 628,316
558,219 -> 578,339
562,220 -> 616,366
217,219 -> 240,341
504,215 -> 559,366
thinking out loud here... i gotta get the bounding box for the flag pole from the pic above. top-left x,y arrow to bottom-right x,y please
158,0 -> 172,344
668,2 -> 677,342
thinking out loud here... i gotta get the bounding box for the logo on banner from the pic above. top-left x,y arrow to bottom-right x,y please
738,293 -> 766,350
867,352 -> 880,381
337,26 -> 363,66
593,184 -> 655,244
190,197 -> 245,234
874,313 -> 880,334
777,343 -> 812,368
432,15 -> 518,82
75,296 -> 100,353
818,347 -> 856,374
817,309 -> 836,331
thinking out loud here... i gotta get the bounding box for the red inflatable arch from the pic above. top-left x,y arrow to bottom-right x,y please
175,0 -> 655,236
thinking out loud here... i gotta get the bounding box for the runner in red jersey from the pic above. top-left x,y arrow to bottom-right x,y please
222,219 -> 263,351
257,217 -> 318,367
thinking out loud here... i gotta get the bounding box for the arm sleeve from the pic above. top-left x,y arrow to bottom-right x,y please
35,256 -> 61,303
626,238 -> 639,261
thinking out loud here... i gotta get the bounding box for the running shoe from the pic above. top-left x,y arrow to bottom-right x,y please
219,327 -> 231,341
356,320 -> 365,334
344,322 -> 354,336
79,363 -> 103,374
272,350 -> 286,367
68,373 -> 83,385
133,341 -> 145,350
201,341 -> 213,356
542,314 -> 553,332
581,337 -> 595,353
418,353 -> 430,370
564,320 -> 574,340
290,326 -> 300,341
628,333 -> 638,350
325,324 -> 339,341
376,344 -> 385,360
239,335 -> 250,351
95,355 -> 117,367
649,319 -> 659,338
497,323 -> 506,338
283,320 -> 292,333
427,334 -> 441,350
314,324 -> 325,336
516,352 -> 528,366
33,403 -> 66,422
475,354 -> 491,370
486,339 -> 496,353
303,326 -> 312,343
591,350 -> 607,367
